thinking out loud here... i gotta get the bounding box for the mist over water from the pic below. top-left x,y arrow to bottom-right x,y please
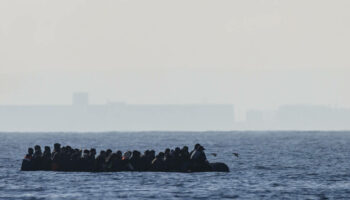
1,131 -> 350,199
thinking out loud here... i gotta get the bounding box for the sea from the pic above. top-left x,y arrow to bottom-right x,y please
0,131 -> 350,200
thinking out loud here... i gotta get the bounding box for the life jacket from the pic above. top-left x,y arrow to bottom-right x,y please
24,154 -> 32,160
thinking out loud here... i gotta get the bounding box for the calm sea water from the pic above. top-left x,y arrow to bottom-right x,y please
0,131 -> 350,200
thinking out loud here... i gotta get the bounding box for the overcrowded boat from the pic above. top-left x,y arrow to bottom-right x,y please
21,143 -> 229,172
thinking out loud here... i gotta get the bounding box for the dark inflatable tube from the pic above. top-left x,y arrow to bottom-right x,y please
21,159 -> 32,171
209,162 -> 230,172
20,160 -> 230,173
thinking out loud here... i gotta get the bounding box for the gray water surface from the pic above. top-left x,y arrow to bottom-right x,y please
0,131 -> 350,199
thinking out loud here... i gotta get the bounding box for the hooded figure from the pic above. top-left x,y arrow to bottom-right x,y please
32,145 -> 43,170
42,146 -> 52,170
89,148 -> 96,168
151,152 -> 166,171
70,149 -> 82,171
179,146 -> 190,172
80,149 -> 91,171
146,150 -> 156,170
109,151 -> 123,171
190,145 -> 211,172
95,150 -> 107,172
190,144 -> 201,158
88,148 -> 96,171
181,146 -> 190,161
130,151 -> 142,171
51,143 -> 61,171
139,150 -> 149,171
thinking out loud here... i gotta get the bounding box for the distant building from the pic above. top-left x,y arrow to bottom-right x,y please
238,105 -> 350,130
276,105 -> 350,130
0,94 -> 235,132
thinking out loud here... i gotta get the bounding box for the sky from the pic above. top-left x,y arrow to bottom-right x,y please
0,0 -> 349,119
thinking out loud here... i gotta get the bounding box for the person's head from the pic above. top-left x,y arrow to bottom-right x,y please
144,150 -> 149,156
116,150 -> 122,158
54,143 -> 61,152
74,148 -> 80,154
157,152 -> 165,159
44,146 -> 51,152
165,148 -> 170,157
109,153 -> 117,160
175,147 -> 180,153
182,146 -> 188,152
66,146 -> 72,154
132,150 -> 141,159
28,148 -> 34,155
83,149 -> 90,158
198,145 -> 205,151
123,151 -> 132,160
194,143 -> 201,150
106,149 -> 112,156
150,150 -> 155,158
99,150 -> 106,157
90,148 -> 96,156
34,145 -> 41,152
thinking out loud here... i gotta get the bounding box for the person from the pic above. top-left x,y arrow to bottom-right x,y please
51,143 -> 61,171
33,145 -> 42,157
151,152 -> 166,171
181,146 -> 190,160
88,148 -> 96,171
104,153 -> 115,171
89,148 -> 96,159
179,146 -> 190,172
140,150 -> 153,171
190,143 -> 201,157
190,145 -> 210,171
145,150 -> 156,171
164,148 -> 171,158
95,150 -> 106,172
32,145 -> 43,170
21,148 -> 34,171
106,149 -> 112,158
121,151 -> 134,171
80,149 -> 91,171
42,146 -> 52,170
109,151 -> 123,171
172,147 -> 182,171
149,150 -> 155,160
60,146 -> 72,171
190,146 -> 207,161
70,149 -> 82,171
129,150 -> 142,171
163,148 -> 173,171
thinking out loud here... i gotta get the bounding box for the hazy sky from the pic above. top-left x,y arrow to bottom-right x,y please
0,0 -> 349,119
